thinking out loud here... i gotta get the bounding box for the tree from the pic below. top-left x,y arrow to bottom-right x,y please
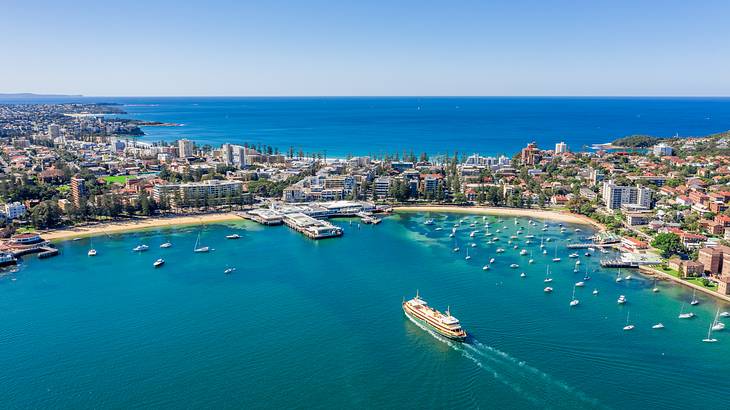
31,201 -> 62,229
651,233 -> 685,258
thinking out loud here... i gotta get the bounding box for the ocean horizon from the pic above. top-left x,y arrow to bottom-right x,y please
4,96 -> 730,156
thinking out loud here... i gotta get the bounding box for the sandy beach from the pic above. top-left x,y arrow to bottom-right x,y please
40,213 -> 243,241
393,205 -> 604,230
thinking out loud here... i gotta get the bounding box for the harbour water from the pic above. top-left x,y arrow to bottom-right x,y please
7,96 -> 728,157
1,213 -> 729,409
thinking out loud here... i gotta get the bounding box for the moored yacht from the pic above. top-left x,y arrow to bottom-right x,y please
153,258 -> 165,268
226,233 -> 241,239
133,244 -> 149,252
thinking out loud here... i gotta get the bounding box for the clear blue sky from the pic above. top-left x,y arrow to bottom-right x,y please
2,0 -> 729,96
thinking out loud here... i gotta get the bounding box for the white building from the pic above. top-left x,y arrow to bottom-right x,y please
374,176 -> 391,199
601,180 -> 652,210
178,139 -> 194,158
221,143 -> 234,164
653,143 -> 674,157
555,141 -> 568,154
3,202 -> 27,219
153,180 -> 243,206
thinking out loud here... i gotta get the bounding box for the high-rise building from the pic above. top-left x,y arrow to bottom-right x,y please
178,139 -> 194,158
601,180 -> 652,210
70,177 -> 86,206
555,141 -> 568,154
520,142 -> 541,165
221,143 -> 234,164
48,124 -> 60,139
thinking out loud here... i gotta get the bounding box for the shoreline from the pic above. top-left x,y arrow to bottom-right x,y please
39,213 -> 243,241
639,266 -> 730,303
393,205 -> 604,230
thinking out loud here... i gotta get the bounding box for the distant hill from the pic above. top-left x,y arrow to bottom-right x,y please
0,93 -> 84,99
611,135 -> 661,148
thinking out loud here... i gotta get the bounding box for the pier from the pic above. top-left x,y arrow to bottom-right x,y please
567,243 -> 616,249
600,252 -> 662,268
283,213 -> 343,239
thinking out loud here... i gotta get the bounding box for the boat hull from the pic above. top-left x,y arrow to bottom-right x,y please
403,303 -> 467,342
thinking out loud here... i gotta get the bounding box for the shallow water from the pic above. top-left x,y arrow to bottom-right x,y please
0,214 -> 728,409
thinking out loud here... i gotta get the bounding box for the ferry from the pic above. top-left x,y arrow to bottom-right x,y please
0,252 -> 18,267
403,292 -> 467,341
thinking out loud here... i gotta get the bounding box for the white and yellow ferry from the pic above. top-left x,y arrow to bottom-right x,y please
403,292 -> 467,341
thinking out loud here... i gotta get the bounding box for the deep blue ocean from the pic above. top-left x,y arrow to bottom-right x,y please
5,96 -> 730,156
1,215 -> 729,409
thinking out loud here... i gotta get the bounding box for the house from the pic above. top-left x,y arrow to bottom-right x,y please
682,261 -> 705,277
621,236 -> 648,251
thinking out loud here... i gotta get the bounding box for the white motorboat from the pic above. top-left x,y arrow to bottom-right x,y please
133,245 -> 149,252
160,242 -> 172,248
153,258 -> 165,268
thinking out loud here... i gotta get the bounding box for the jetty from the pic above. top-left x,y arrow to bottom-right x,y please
600,252 -> 662,268
283,213 -> 343,239
1,232 -> 59,260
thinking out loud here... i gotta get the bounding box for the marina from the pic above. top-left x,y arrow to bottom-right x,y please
2,212 -> 730,409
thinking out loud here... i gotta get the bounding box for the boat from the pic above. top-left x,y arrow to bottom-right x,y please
482,265 -> 490,271
465,248 -> 471,260
470,231 -> 477,238
153,258 -> 165,268
584,252 -> 591,257
520,272 -> 526,278
690,290 -> 699,306
224,267 -> 236,274
424,219 -> 434,225
470,243 -> 477,248
402,292 -> 467,341
623,311 -> 635,331
711,308 -> 725,331
160,242 -> 172,248
569,253 -> 579,258
552,244 -> 561,262
575,281 -> 585,287
226,234 -> 241,239
489,258 -> 495,263
133,245 -> 149,252
496,248 -> 505,253
544,267 -> 553,283
510,263 -> 519,269
702,322 -> 718,343
87,238 -> 97,256
615,269 -> 623,283
652,279 -> 659,293
569,286 -> 580,307
592,289 -> 599,295
588,247 -> 595,252
520,249 -> 528,256
435,227 -> 442,231
617,295 -> 627,304
721,311 -> 730,318
652,323 -> 665,329
453,239 -> 460,252
624,274 -> 632,280
678,303 -> 695,319
544,287 -> 553,293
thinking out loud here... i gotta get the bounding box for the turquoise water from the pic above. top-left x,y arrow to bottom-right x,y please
1,214 -> 729,409
8,96 -> 726,157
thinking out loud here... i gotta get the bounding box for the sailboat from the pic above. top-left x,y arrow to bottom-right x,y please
465,248 -> 471,260
652,279 -> 659,293
702,322 -> 718,343
544,266 -> 553,283
583,265 -> 591,281
678,303 -> 695,319
569,285 -> 580,307
194,230 -> 210,253
615,268 -> 623,283
540,236 -> 545,249
623,311 -> 635,331
528,251 -> 534,264
592,289 -> 599,295
552,244 -> 561,262
712,308 -> 725,331
87,237 -> 97,256
690,289 -> 699,306
224,267 -> 236,274
453,239 -> 460,252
